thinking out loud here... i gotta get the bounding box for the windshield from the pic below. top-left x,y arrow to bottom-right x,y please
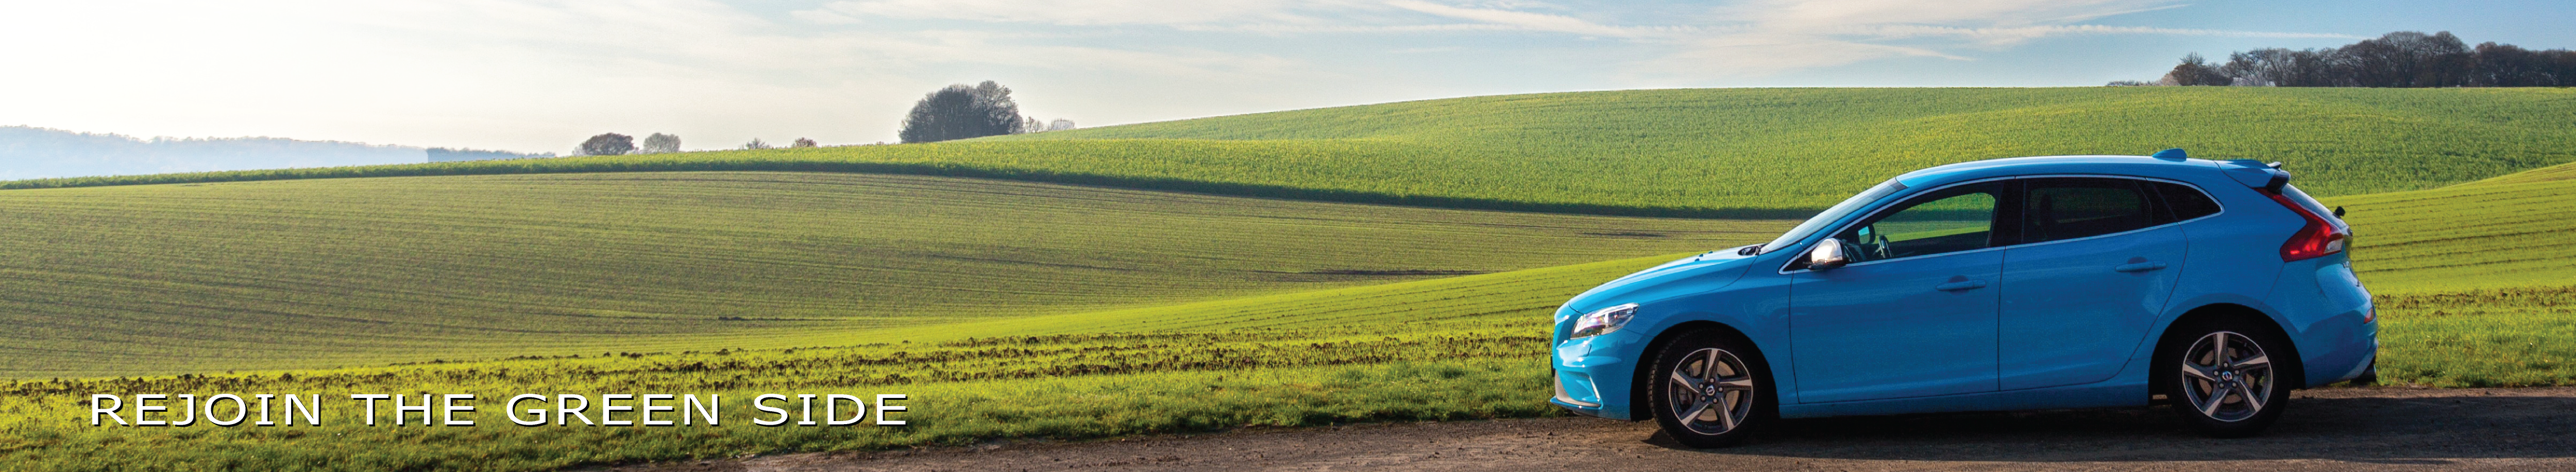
1757,179 -> 1906,254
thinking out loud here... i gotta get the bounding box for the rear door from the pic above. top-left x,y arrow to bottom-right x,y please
1997,177 -> 2189,390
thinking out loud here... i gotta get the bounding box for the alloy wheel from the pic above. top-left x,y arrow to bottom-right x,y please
2179,330 -> 2275,423
1666,347 -> 1757,434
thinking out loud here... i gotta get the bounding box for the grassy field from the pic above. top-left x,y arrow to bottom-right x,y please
2323,176 -> 2576,387
3,171 -> 2572,471
4,87 -> 2574,470
0,172 -> 1776,378
11,88 -> 2574,216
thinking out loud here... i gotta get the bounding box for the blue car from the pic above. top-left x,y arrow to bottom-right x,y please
1549,150 -> 2376,447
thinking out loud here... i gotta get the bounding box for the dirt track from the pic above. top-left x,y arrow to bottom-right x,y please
606,387 -> 2576,471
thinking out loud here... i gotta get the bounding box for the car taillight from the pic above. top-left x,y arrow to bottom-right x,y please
2266,191 -> 2347,261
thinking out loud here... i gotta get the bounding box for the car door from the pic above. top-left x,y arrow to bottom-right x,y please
1789,181 -> 2008,403
1998,177 -> 2189,390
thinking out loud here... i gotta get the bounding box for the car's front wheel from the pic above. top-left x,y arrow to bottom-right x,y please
2161,319 -> 2293,438
1646,328 -> 1771,448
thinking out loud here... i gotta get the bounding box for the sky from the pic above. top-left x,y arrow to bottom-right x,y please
1,0 -> 2568,155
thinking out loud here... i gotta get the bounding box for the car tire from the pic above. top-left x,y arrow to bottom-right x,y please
2160,318 -> 2294,438
1645,328 -> 1773,448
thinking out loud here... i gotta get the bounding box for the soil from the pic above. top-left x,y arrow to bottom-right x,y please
592,386 -> 2576,472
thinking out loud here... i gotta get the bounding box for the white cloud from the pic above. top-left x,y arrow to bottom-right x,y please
804,0 -> 1374,27
1385,0 -> 1636,37
1654,0 -> 2361,77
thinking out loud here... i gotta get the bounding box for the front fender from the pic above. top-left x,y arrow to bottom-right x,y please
1552,261 -> 1792,421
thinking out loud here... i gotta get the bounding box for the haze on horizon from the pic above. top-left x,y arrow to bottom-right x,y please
1,0 -> 2567,161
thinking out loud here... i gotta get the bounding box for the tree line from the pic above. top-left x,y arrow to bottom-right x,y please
568,80 -> 1075,154
2123,31 -> 2576,87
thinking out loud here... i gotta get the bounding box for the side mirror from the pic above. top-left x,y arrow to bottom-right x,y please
1807,238 -> 1851,271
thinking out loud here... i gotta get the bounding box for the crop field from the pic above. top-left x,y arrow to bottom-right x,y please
0,172 -> 1775,378
2324,176 -> 2576,388
11,88 -> 2575,216
0,252 -> 1683,471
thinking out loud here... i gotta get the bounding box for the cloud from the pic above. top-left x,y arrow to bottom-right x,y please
1654,0 -> 2361,77
1384,0 -> 1636,37
803,0 -> 1372,27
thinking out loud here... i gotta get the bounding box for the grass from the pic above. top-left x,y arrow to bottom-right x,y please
10,88 -> 2576,216
0,255 -> 1677,471
0,172 -> 1778,378
5,171 -> 2572,471
2321,175 -> 2576,388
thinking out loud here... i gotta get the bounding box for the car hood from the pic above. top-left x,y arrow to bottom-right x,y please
1559,247 -> 1760,320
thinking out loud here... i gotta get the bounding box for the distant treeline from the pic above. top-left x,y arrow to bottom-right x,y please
2122,31 -> 2576,87
428,147 -> 555,162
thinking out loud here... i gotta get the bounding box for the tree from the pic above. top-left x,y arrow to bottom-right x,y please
640,133 -> 681,153
2162,54 -> 2232,86
1047,119 -> 1076,131
742,138 -> 773,150
898,80 -> 1025,144
790,137 -> 817,148
578,133 -> 634,156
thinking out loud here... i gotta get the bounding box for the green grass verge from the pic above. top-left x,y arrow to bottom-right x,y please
0,172 -> 1776,378
10,88 -> 2575,216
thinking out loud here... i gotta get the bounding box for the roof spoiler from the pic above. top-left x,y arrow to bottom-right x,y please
2219,158 -> 2292,192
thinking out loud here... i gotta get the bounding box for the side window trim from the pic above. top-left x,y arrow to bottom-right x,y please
1780,177 -> 2017,273
2010,176 -> 2226,249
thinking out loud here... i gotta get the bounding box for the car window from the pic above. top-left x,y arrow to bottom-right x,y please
2146,181 -> 2221,221
2023,178 -> 2153,243
1760,179 -> 1906,254
1832,182 -> 2001,263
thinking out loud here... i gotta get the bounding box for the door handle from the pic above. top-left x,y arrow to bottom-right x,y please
1933,279 -> 1988,292
2114,261 -> 2169,273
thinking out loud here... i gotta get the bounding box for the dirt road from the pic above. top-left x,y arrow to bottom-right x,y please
607,387 -> 2576,471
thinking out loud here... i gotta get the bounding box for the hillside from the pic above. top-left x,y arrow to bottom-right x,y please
13,88 -> 2573,216
0,172 -> 1775,378
9,172 -> 2575,470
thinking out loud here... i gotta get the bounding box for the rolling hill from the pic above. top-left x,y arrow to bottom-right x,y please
0,171 -> 1778,378
11,88 -> 2574,216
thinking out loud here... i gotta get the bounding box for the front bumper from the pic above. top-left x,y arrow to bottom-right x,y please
1549,331 -> 1641,421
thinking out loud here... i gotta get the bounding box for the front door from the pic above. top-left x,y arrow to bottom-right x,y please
1790,181 -> 2007,403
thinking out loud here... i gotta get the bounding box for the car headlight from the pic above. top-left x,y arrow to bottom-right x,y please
1569,303 -> 1638,339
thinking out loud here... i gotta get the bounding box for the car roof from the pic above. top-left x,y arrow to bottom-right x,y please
1891,154 -> 2264,188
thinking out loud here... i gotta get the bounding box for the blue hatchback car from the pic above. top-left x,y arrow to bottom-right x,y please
1549,150 -> 2377,447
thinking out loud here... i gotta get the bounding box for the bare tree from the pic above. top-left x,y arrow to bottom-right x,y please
742,138 -> 773,150
2162,54 -> 2232,86
790,137 -> 817,148
640,133 -> 681,153
578,133 -> 634,156
1047,119 -> 1076,131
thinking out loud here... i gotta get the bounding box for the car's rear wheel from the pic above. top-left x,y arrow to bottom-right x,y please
1646,328 -> 1771,448
2161,320 -> 2293,438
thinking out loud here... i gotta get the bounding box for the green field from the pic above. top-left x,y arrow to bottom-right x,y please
2321,176 -> 2576,387
13,88 -> 2575,215
0,171 -> 1772,378
4,87 -> 2575,471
